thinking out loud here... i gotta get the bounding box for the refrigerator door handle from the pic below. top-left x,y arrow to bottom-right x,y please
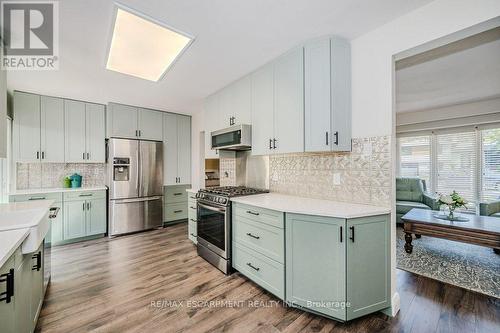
135,147 -> 140,192
113,196 -> 162,204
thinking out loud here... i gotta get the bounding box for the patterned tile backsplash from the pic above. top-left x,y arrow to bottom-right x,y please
219,136 -> 392,207
16,163 -> 105,189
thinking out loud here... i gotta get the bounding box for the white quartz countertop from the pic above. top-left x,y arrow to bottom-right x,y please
9,186 -> 107,196
0,228 -> 30,268
230,193 -> 391,219
0,200 -> 55,231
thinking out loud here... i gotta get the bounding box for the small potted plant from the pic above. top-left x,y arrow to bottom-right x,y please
438,191 -> 467,220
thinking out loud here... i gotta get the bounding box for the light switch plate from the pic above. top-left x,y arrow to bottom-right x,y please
333,172 -> 341,185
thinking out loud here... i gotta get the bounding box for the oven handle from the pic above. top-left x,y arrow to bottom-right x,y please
197,202 -> 226,213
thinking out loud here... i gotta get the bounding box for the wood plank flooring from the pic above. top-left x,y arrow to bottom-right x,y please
36,223 -> 500,333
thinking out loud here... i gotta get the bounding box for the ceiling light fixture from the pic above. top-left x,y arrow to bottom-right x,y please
106,5 -> 194,82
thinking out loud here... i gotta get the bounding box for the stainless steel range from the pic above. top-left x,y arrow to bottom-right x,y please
196,186 -> 269,274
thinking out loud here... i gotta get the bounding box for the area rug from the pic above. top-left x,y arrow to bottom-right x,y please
396,227 -> 500,298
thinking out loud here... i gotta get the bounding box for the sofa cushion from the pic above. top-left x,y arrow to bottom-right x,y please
490,212 -> 500,218
396,178 -> 426,202
396,200 -> 431,215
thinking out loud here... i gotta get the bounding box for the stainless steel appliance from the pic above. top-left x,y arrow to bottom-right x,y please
107,138 -> 163,237
211,124 -> 252,151
196,186 -> 269,274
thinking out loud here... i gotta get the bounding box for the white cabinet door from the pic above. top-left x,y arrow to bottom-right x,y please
138,108 -> 163,141
274,47 -> 304,154
163,113 -> 178,185
177,115 -> 191,185
331,37 -> 352,152
204,93 -> 219,159
251,63 -> 274,156
40,96 -> 65,162
86,103 -> 106,162
107,103 -> 138,139
64,100 -> 86,163
304,39 -> 331,152
218,87 -> 233,128
231,75 -> 252,125
13,91 -> 40,162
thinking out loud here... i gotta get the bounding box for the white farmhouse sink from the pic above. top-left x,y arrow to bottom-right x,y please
0,201 -> 53,254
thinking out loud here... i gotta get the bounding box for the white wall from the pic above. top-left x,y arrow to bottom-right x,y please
350,0 -> 500,316
0,67 -> 6,158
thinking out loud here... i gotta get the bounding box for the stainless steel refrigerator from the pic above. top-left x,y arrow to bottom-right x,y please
107,138 -> 163,237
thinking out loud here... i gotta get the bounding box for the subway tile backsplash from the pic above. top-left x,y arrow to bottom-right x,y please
219,135 -> 392,207
16,163 -> 105,189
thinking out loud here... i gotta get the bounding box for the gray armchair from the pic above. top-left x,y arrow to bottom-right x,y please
396,177 -> 440,224
479,200 -> 500,218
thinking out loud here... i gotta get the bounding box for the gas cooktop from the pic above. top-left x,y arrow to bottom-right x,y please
200,186 -> 269,197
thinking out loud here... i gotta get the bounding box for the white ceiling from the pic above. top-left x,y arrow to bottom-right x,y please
7,0 -> 433,114
396,38 -> 500,113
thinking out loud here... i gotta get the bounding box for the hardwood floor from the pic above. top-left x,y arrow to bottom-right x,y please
37,223 -> 500,333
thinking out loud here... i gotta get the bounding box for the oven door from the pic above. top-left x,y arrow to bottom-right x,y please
197,201 -> 229,259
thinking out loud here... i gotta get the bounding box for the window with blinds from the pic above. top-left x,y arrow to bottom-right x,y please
436,131 -> 477,207
398,136 -> 432,189
481,128 -> 500,202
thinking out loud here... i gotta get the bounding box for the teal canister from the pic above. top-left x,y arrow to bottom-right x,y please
70,173 -> 82,188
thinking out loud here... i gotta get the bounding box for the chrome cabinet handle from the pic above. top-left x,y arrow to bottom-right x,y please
29,196 -> 46,200
246,232 -> 260,240
246,210 -> 259,216
246,262 -> 260,271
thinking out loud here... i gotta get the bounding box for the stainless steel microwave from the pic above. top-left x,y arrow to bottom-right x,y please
211,124 -> 251,151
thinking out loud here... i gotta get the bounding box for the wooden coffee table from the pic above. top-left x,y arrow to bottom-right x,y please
401,208 -> 500,254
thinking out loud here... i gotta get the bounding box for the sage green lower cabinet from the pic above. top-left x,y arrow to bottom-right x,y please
63,191 -> 107,242
0,242 -> 45,333
285,213 -> 390,321
49,201 -> 64,244
164,185 -> 190,224
346,215 -> 390,320
285,214 -> 346,320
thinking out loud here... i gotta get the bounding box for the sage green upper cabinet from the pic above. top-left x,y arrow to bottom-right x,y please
13,92 -> 65,163
204,93 -> 219,159
177,115 -> 191,185
65,101 -> 105,163
273,47 -> 304,154
304,39 -> 331,152
251,63 -> 274,156
13,92 -> 41,162
346,215 -> 390,320
64,100 -> 86,163
107,103 -> 163,140
85,103 -> 106,162
163,113 -> 191,185
138,108 -> 163,141
219,75 -> 252,127
163,113 -> 178,185
304,37 -> 351,152
286,213 -> 346,320
107,103 -> 138,139
40,96 -> 65,162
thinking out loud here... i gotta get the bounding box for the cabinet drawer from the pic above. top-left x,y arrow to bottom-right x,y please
233,215 -> 284,263
188,219 -> 197,243
232,242 -> 284,299
164,203 -> 188,222
64,190 -> 106,201
10,192 -> 62,202
188,206 -> 197,221
165,186 -> 189,204
234,203 -> 284,229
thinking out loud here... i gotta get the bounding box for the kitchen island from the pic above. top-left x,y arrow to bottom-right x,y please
230,193 -> 391,322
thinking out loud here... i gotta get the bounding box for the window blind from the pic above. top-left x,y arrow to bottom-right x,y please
481,128 -> 500,202
398,136 -> 432,190
436,131 -> 477,206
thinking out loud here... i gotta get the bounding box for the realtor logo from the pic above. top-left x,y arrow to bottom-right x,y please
1,1 -> 59,70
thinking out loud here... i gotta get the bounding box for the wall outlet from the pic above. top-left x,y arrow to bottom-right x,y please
333,172 -> 341,186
